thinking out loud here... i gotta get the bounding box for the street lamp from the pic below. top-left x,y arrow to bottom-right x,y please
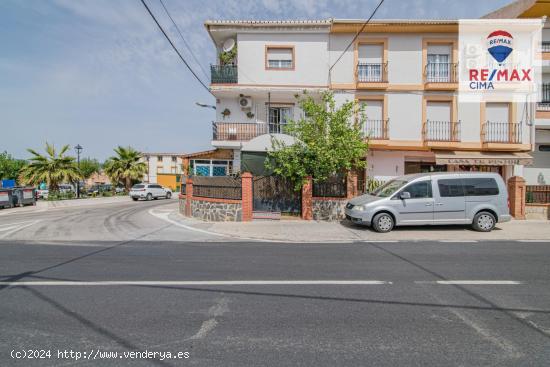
75,144 -> 83,199
195,102 -> 216,109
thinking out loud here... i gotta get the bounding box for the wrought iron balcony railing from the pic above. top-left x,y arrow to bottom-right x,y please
210,64 -> 238,84
364,119 -> 389,139
425,62 -> 458,83
357,62 -> 388,83
212,122 -> 291,141
541,42 -> 550,53
538,83 -> 550,111
482,121 -> 522,144
423,120 -> 461,142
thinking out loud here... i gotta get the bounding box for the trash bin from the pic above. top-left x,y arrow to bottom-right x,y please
11,187 -> 36,207
0,189 -> 13,209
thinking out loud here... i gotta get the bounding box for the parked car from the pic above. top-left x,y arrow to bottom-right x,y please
36,188 -> 49,199
86,184 -> 124,196
129,183 -> 172,201
345,172 -> 511,233
58,184 -> 74,194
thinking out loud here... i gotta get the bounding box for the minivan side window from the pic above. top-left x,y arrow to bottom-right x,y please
400,181 -> 432,199
463,178 -> 499,196
437,179 -> 464,197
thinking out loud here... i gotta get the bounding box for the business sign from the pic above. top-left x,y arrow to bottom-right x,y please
459,19 -> 542,102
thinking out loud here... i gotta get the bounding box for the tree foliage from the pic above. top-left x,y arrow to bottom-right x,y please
267,92 -> 368,190
103,146 -> 147,190
79,158 -> 101,180
19,143 -> 81,191
0,151 -> 27,182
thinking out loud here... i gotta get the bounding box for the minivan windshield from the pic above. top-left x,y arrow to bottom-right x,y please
371,179 -> 408,198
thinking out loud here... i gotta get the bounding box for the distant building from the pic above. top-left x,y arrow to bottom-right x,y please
85,171 -> 110,187
141,153 -> 185,191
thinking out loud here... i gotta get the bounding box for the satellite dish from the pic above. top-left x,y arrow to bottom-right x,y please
222,38 -> 236,52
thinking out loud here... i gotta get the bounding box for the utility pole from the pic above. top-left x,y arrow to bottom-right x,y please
75,144 -> 83,199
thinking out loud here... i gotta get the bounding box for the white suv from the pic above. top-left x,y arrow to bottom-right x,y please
130,184 -> 172,201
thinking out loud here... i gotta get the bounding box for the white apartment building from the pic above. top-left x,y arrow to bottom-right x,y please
141,152 -> 184,190
205,15 -> 535,182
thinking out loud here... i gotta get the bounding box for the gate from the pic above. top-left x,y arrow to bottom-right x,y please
253,176 -> 301,215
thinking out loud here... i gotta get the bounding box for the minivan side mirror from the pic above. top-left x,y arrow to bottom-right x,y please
399,191 -> 411,200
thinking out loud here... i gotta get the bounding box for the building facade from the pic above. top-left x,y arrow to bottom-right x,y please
141,153 -> 185,191
205,15 -> 535,183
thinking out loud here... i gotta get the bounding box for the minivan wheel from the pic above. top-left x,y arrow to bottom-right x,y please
472,211 -> 496,232
166,192 -> 171,199
146,193 -> 153,201
372,213 -> 394,233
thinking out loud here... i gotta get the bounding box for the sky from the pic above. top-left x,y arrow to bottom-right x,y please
0,0 -> 512,161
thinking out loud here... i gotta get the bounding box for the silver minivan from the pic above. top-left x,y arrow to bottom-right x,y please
345,172 -> 511,233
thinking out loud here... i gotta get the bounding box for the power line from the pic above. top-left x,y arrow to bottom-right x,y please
329,0 -> 385,72
158,0 -> 210,81
140,0 -> 214,96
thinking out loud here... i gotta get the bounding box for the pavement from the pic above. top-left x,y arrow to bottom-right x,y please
0,199 -> 549,366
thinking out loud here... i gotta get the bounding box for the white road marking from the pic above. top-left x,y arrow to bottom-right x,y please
365,240 -> 399,243
517,240 -> 550,243
0,280 -> 392,286
189,319 -> 218,340
439,240 -> 478,243
430,280 -> 523,285
0,220 -> 41,239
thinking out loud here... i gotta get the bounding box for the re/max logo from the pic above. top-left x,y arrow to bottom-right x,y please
468,68 -> 532,89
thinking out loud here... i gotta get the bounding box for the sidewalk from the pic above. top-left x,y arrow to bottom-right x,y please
168,211 -> 550,242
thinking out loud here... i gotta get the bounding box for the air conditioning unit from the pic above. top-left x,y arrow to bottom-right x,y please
239,97 -> 252,109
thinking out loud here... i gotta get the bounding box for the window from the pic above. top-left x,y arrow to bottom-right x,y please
400,181 -> 432,199
437,179 -> 464,197
463,178 -> 499,196
357,44 -> 384,82
539,145 -> 550,152
427,44 -> 451,82
157,156 -> 163,162
268,106 -> 293,133
171,156 -> 177,162
266,46 -> 294,70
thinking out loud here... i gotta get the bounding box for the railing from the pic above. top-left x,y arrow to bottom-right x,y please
313,174 -> 347,198
357,62 -> 388,82
482,121 -> 522,143
364,119 -> 389,139
192,176 -> 242,200
423,120 -> 461,142
210,64 -> 238,84
541,42 -> 550,53
425,62 -> 458,83
538,84 -> 550,111
526,185 -> 550,203
213,122 -> 291,141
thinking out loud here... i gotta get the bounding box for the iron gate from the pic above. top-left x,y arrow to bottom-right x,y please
253,176 -> 301,215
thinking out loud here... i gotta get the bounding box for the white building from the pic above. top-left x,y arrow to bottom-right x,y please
205,16 -> 534,182
141,152 -> 184,190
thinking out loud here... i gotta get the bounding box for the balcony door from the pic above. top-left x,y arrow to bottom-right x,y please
426,101 -> 452,141
427,44 -> 451,82
358,44 -> 383,82
268,106 -> 293,134
486,103 -> 510,143
362,100 -> 384,139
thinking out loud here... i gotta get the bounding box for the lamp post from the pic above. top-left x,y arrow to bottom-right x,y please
75,144 -> 83,199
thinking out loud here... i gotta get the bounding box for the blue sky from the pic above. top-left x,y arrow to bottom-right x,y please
0,0 -> 511,161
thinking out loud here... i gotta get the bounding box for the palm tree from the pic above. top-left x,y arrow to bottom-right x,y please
103,146 -> 147,190
19,143 -> 81,192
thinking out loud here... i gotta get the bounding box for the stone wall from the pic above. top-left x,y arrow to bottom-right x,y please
312,198 -> 347,221
178,197 -> 186,214
525,204 -> 550,220
191,199 -> 242,222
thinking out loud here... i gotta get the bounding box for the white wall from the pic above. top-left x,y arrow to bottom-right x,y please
387,94 -> 423,140
237,32 -> 329,86
216,96 -> 304,123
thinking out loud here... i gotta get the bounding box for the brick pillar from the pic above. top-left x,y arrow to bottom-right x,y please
302,176 -> 313,220
346,170 -> 358,199
507,176 -> 526,220
185,177 -> 193,217
241,172 -> 253,222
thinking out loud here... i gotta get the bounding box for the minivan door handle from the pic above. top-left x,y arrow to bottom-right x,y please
435,202 -> 444,206
425,203 -> 433,206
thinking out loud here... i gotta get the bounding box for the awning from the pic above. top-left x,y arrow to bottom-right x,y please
435,151 -> 533,166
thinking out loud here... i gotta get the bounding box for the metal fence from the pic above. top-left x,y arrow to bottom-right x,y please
482,122 -> 522,143
425,62 -> 458,83
526,185 -> 550,204
210,64 -> 238,84
541,42 -> 550,53
364,119 -> 388,139
191,176 -> 242,200
313,175 -> 347,198
357,62 -> 387,82
423,120 -> 461,142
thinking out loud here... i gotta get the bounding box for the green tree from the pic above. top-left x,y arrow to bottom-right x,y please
19,143 -> 81,191
78,158 -> 101,180
267,92 -> 369,190
103,146 -> 147,190
0,151 -> 27,182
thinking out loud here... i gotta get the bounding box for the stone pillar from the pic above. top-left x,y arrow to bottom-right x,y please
507,176 -> 526,220
241,172 -> 253,222
346,171 -> 358,198
185,177 -> 193,217
302,176 -> 313,220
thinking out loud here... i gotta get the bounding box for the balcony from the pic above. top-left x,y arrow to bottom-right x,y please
210,65 -> 237,84
356,63 -> 388,88
537,83 -> 550,112
541,42 -> 550,53
364,119 -> 388,140
482,122 -> 522,144
424,63 -> 458,89
423,120 -> 460,143
212,122 -> 291,141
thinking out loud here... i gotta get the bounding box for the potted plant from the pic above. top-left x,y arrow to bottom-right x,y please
219,46 -> 237,65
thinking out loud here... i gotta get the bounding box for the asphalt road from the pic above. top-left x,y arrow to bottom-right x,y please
1,199 -> 549,366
